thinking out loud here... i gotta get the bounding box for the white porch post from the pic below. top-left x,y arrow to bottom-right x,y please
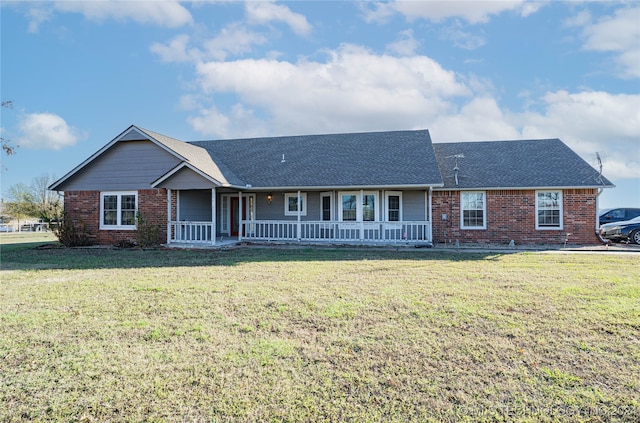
211,187 -> 216,246
427,187 -> 433,242
360,189 -> 364,241
297,190 -> 301,241
382,190 -> 386,241
238,191 -> 243,241
166,189 -> 172,244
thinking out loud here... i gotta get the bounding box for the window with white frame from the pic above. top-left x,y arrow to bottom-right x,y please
362,193 -> 376,221
536,191 -> 562,229
338,191 -> 379,222
385,191 -> 402,222
284,193 -> 307,216
460,191 -> 486,229
100,191 -> 137,230
341,193 -> 357,221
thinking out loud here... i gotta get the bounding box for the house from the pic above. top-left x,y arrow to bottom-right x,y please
49,125 -> 613,247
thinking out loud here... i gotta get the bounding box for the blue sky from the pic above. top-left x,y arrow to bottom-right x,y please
1,0 -> 639,210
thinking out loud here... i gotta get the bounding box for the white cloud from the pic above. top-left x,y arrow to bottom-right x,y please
26,6 -> 53,33
364,0 -> 535,25
245,1 -> 312,36
151,24 -> 268,63
204,23 -> 269,61
150,34 -> 201,63
386,29 -> 420,56
430,97 -> 521,142
191,44 -> 471,136
17,113 -> 80,151
516,90 -> 640,179
440,23 -> 486,50
47,0 -> 193,28
577,6 -> 640,79
188,103 -> 267,139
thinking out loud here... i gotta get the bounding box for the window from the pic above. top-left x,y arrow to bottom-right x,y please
100,191 -> 137,230
536,191 -> 563,229
284,193 -> 307,216
362,194 -> 376,221
385,192 -> 402,222
321,193 -> 332,221
460,191 -> 486,229
338,191 -> 379,222
341,194 -> 357,221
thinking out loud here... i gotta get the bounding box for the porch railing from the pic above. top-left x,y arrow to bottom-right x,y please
170,220 -> 431,244
244,220 -> 431,243
170,221 -> 213,243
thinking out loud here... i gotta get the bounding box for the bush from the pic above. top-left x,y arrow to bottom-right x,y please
54,213 -> 94,247
135,212 -> 161,248
113,239 -> 136,249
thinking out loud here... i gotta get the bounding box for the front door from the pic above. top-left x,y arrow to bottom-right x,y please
230,197 -> 248,236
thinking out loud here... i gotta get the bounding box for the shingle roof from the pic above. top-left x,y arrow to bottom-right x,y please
137,127 -> 243,187
433,139 -> 613,189
189,130 -> 443,189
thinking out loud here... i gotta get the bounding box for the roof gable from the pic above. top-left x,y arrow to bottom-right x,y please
49,125 -> 243,191
433,139 -> 614,190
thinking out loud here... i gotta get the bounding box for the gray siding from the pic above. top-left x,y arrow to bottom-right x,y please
179,190 -> 212,221
119,129 -> 148,141
255,192 -> 322,221
59,140 -> 181,191
160,167 -> 217,189
252,190 -> 428,221
403,190 -> 427,220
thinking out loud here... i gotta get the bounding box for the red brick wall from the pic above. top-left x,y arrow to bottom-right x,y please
64,189 -> 168,245
431,189 -> 601,245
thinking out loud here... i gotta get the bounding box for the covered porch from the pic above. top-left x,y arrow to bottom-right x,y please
164,188 -> 433,246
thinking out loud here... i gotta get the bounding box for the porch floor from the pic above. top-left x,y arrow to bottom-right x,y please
164,237 -> 242,249
164,237 -> 434,250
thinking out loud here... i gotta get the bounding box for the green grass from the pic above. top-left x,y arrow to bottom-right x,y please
1,237 -> 639,422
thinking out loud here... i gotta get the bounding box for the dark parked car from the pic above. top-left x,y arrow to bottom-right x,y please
599,216 -> 640,244
599,208 -> 640,225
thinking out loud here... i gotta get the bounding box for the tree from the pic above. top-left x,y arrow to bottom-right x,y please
1,100 -> 17,156
3,175 -> 63,229
3,183 -> 38,229
31,174 -> 63,223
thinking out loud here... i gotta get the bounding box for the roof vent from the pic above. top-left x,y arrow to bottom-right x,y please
281,154 -> 286,163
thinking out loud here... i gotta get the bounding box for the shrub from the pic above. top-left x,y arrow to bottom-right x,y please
54,213 -> 94,247
134,212 -> 161,248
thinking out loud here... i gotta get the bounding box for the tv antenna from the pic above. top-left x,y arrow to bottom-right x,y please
446,154 -> 465,186
595,152 -> 604,184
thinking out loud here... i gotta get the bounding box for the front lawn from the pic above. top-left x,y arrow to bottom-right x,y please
1,241 -> 638,422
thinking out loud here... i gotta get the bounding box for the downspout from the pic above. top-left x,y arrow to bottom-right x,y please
595,187 -> 607,244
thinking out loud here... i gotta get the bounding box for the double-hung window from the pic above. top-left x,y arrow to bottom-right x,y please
284,193 -> 307,216
460,191 -> 486,229
100,191 -> 137,230
536,191 -> 562,229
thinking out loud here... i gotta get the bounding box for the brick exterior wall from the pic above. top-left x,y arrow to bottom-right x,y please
64,189 -> 168,245
64,188 -> 601,246
431,189 -> 601,246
